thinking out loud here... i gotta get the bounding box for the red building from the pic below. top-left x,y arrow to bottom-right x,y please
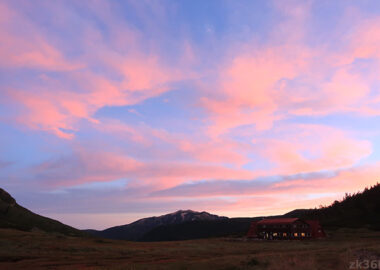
247,218 -> 325,239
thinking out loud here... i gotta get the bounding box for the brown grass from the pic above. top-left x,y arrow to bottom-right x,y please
0,228 -> 379,269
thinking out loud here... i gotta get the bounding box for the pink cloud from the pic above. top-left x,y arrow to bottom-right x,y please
272,162 -> 380,198
147,161 -> 380,219
1,1 -> 379,227
201,46 -> 305,136
2,48 -> 183,140
0,2 -> 192,139
64,122 -> 371,192
258,124 -> 372,174
6,89 -> 77,139
96,119 -> 252,167
34,148 -> 143,188
178,139 -> 250,166
223,193 -> 340,219
30,136 -> 259,190
349,18 -> 380,61
0,3 -> 81,71
199,11 -> 380,138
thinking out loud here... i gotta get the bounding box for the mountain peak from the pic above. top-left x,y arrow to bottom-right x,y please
170,209 -> 200,216
173,209 -> 196,213
95,209 -> 228,240
161,209 -> 226,221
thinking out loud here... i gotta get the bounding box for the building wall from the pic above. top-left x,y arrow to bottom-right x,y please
256,220 -> 312,239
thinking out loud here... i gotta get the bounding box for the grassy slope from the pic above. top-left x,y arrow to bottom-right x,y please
0,228 -> 379,270
0,188 -> 85,237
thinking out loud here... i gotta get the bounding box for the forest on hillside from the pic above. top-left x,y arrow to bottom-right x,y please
285,183 -> 380,230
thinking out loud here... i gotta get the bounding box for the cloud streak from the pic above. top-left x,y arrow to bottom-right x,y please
0,0 -> 379,229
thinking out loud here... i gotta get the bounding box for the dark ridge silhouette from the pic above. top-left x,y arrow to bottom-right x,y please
0,188 -> 85,236
284,182 -> 380,230
85,210 -> 228,240
140,217 -> 262,241
92,184 -> 380,241
2,183 -> 379,242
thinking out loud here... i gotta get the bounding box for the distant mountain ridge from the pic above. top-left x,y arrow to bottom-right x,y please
140,217 -> 261,241
87,183 -> 380,241
85,210 -> 228,240
0,188 -> 84,236
2,183 -> 379,242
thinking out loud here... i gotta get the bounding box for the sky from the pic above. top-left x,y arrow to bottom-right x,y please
1,0 -> 380,230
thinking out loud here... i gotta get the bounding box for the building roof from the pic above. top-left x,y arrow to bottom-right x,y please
257,218 -> 300,225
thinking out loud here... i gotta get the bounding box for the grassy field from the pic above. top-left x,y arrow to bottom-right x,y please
0,228 -> 379,270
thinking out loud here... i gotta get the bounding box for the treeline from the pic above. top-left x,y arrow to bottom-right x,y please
285,183 -> 380,230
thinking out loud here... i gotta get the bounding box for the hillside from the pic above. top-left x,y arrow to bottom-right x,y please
86,210 -> 228,240
284,183 -> 380,230
134,184 -> 380,241
0,188 -> 85,236
4,183 -> 377,242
